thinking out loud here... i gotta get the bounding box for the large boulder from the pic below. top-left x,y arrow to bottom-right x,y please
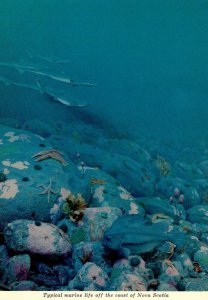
187,205 -> 208,224
2,254 -> 31,285
183,277 -> 208,291
72,241 -> 111,274
4,219 -> 71,257
155,176 -> 200,209
0,124 -> 74,230
110,272 -> 147,291
68,262 -> 109,290
137,197 -> 186,221
193,248 -> 208,273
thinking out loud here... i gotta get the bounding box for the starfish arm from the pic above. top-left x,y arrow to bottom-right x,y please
35,154 -> 50,161
32,150 -> 50,158
47,192 -> 50,203
37,184 -> 47,188
32,149 -> 62,158
36,184 -> 48,194
51,149 -> 63,155
36,189 -> 48,195
51,154 -> 68,166
58,157 -> 68,166
50,189 -> 59,195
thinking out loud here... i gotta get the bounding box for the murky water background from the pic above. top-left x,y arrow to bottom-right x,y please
0,0 -> 208,144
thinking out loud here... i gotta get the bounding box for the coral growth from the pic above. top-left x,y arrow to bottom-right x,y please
155,155 -> 171,176
63,192 -> 87,222
90,178 -> 106,185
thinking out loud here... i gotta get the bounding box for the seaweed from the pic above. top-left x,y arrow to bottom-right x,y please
155,155 -> 171,176
63,192 -> 87,222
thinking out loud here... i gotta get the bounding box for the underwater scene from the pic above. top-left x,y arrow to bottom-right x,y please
0,0 -> 208,292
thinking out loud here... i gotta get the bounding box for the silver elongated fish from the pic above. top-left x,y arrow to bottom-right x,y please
18,68 -> 75,84
0,62 -> 37,71
71,81 -> 96,87
0,75 -> 40,92
37,80 -> 88,107
35,55 -> 71,65
19,67 -> 96,87
27,51 -> 71,64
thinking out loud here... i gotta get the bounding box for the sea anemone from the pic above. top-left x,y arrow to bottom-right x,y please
63,192 -> 87,222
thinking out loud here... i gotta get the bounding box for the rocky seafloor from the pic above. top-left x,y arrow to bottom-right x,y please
0,115 -> 208,291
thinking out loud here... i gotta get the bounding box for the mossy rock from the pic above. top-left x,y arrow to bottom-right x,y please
194,250 -> 208,272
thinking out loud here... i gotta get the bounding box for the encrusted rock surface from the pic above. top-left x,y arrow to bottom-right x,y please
4,219 -> 71,257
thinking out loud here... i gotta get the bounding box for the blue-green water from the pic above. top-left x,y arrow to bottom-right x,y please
1,2 -> 208,292
0,0 -> 208,143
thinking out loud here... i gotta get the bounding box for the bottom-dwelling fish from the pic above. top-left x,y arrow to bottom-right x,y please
103,215 -> 186,257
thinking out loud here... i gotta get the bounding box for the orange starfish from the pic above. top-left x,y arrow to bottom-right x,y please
32,149 -> 68,166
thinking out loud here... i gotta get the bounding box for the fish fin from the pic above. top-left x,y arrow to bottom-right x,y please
37,80 -> 48,94
36,80 -> 44,94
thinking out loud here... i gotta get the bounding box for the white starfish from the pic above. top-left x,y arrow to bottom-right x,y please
36,177 -> 59,203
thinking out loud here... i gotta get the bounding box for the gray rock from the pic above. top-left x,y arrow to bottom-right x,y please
194,249 -> 208,272
109,272 -> 147,291
96,137 -> 151,165
2,254 -> 30,284
53,265 -> 75,285
82,207 -> 122,242
137,197 -> 186,220
10,280 -> 37,291
4,219 -> 71,256
64,137 -> 154,197
0,245 -> 9,275
103,155 -> 156,197
33,262 -> 53,275
181,235 -> 201,258
201,233 -> 208,244
157,282 -> 177,291
183,277 -> 208,291
72,241 -> 111,274
194,179 -> 208,204
111,257 -> 154,284
0,124 -> 73,230
155,177 -> 200,209
30,273 -> 60,287
187,205 -> 208,224
158,260 -> 181,286
177,253 -> 194,273
68,262 -> 109,291
174,161 -> 203,181
90,173 -> 145,217
198,160 -> 208,177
